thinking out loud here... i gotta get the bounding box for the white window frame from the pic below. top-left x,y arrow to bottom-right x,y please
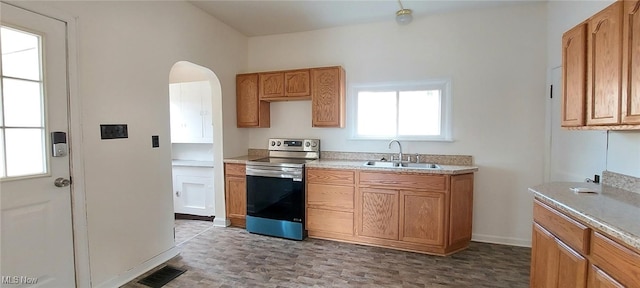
350,79 -> 452,141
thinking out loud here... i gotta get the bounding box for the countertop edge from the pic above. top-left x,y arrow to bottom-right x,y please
530,187 -> 640,251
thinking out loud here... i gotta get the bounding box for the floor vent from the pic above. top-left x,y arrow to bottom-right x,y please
137,265 -> 186,288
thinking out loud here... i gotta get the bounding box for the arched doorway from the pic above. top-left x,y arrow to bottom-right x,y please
168,61 -> 225,243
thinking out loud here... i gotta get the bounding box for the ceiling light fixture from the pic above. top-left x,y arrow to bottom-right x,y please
395,0 -> 413,25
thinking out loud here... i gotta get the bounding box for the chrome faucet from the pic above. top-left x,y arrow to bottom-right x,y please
388,139 -> 403,163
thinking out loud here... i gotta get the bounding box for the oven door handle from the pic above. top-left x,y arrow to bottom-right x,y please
246,167 -> 303,181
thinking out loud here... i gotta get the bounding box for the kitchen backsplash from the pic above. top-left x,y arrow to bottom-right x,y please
603,171 -> 640,195
247,149 -> 473,166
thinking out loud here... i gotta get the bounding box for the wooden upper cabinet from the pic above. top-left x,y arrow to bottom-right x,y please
622,0 -> 640,124
562,24 -> 587,127
285,69 -> 311,97
311,66 -> 346,128
259,72 -> 284,99
259,69 -> 311,100
236,73 -> 270,128
587,1 -> 623,126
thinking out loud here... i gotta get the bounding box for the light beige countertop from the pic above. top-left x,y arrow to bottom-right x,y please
530,182 -> 640,250
306,159 -> 478,175
223,156 -> 478,175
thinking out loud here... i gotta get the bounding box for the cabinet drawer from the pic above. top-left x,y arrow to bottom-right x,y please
359,171 -> 447,191
307,168 -> 354,185
591,231 -> 640,287
224,163 -> 245,176
307,208 -> 353,235
533,200 -> 590,254
307,183 -> 354,211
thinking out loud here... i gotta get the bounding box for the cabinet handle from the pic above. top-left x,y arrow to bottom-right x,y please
176,191 -> 180,197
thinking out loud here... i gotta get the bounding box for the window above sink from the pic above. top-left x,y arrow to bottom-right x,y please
350,79 -> 452,142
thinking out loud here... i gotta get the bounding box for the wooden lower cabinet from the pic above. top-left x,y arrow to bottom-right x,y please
307,168 -> 473,256
400,190 -> 445,246
531,199 -> 640,288
589,265 -> 624,288
530,223 -> 588,288
306,168 -> 356,241
224,163 -> 246,227
359,187 -> 399,240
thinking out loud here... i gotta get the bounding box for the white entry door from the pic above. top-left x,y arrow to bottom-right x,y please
0,3 -> 76,287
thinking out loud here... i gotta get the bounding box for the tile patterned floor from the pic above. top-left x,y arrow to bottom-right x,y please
174,219 -> 214,245
124,222 -> 531,288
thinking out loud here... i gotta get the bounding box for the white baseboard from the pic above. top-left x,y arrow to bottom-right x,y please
213,217 -> 230,227
94,246 -> 180,288
472,233 -> 532,248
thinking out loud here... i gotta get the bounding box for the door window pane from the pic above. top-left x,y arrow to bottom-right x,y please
1,26 -> 47,179
1,27 -> 41,81
0,129 -> 4,177
3,78 -> 43,127
5,128 -> 45,177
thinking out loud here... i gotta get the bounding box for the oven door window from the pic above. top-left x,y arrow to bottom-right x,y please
246,175 -> 304,222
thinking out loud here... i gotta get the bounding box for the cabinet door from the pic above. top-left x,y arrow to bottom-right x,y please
587,2 -> 623,125
399,191 -> 445,246
589,265 -> 624,288
449,174 -> 474,246
237,73 -> 270,128
562,24 -> 587,127
225,175 -> 246,227
200,81 -> 213,141
358,187 -> 399,240
556,240 -> 588,288
174,175 -> 214,216
622,0 -> 640,124
284,69 -> 310,97
259,72 -> 284,99
531,223 -> 560,288
311,67 -> 345,128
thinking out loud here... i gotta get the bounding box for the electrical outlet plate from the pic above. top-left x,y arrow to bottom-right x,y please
100,124 -> 128,139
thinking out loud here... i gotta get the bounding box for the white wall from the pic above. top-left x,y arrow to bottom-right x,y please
608,132 -> 640,177
39,1 -> 248,286
247,3 -> 547,246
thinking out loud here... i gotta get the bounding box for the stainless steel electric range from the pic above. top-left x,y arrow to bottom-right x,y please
245,138 -> 320,240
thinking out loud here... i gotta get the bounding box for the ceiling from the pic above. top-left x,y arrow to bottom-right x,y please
189,0 -> 542,37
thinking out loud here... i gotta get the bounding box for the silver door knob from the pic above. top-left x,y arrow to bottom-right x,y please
54,177 -> 71,187
176,191 -> 180,197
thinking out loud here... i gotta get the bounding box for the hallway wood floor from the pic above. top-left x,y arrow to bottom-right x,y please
124,221 -> 530,288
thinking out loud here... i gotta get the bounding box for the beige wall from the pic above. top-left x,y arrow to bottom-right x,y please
38,1 -> 248,286
246,3 -> 548,246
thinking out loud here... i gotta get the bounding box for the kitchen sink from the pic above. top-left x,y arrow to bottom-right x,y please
363,161 -> 441,170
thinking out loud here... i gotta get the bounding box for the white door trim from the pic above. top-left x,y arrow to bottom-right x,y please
3,1 -> 91,287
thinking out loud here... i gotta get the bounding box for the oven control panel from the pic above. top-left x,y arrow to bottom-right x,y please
268,138 -> 319,152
